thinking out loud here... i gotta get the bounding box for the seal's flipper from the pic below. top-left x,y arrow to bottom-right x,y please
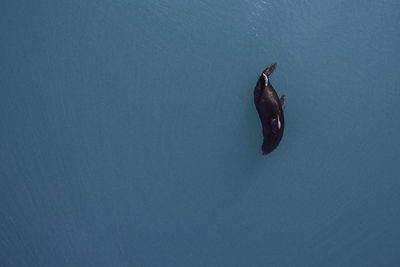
263,62 -> 278,77
280,94 -> 286,110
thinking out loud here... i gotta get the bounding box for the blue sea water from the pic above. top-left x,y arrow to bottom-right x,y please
1,0 -> 400,266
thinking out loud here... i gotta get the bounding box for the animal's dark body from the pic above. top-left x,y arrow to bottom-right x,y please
254,62 -> 286,155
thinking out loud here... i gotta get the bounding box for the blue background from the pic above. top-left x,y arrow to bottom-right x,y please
1,0 -> 399,266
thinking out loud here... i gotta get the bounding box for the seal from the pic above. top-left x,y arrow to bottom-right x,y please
254,62 -> 286,155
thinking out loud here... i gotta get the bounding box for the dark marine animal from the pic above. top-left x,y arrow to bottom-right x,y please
254,62 -> 286,155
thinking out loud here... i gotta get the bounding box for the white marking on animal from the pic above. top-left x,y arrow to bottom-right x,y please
277,116 -> 281,129
262,73 -> 268,87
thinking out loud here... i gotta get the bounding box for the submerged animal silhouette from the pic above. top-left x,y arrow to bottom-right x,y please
254,62 -> 286,155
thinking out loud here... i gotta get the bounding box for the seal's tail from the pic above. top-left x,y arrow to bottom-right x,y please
263,62 -> 278,76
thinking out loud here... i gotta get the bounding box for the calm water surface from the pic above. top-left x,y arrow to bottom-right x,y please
1,0 -> 399,266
